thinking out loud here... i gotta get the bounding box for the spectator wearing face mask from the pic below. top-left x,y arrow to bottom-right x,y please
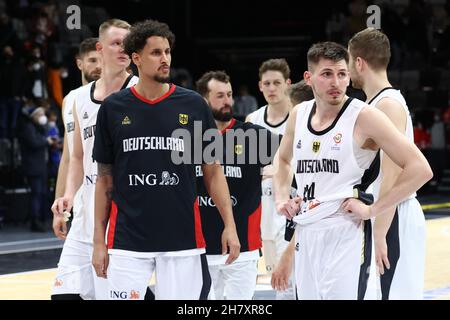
17,102 -> 56,231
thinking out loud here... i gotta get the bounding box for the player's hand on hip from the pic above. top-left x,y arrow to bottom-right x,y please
51,196 -> 73,216
276,197 -> 302,219
222,227 -> 241,265
342,198 -> 372,220
52,214 -> 67,240
374,235 -> 390,275
92,244 -> 109,279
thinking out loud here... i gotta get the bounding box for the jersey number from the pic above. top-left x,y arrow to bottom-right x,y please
303,182 -> 315,201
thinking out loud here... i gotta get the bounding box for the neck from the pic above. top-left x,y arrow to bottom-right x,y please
267,97 -> 292,118
95,67 -> 130,97
314,95 -> 348,121
215,119 -> 233,132
362,70 -> 391,103
134,77 -> 170,101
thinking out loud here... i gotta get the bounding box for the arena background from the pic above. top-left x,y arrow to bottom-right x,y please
0,0 -> 449,300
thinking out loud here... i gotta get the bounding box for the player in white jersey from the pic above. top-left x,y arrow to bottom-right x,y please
51,19 -> 137,300
348,28 -> 427,299
272,41 -> 432,300
52,38 -> 101,240
246,58 -> 295,299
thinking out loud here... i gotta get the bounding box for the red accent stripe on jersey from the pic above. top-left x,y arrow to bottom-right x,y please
220,118 -> 236,135
130,84 -> 176,105
194,198 -> 206,248
248,203 -> 262,251
107,201 -> 118,249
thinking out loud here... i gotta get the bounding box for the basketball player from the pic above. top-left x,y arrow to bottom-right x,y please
92,20 -> 240,300
348,27 -> 427,299
287,80 -> 314,106
52,37 -> 101,240
195,70 -> 280,299
272,41 -> 432,300
246,58 -> 295,299
51,19 -> 138,300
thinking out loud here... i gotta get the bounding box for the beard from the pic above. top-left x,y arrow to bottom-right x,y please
154,74 -> 170,84
212,106 -> 233,122
84,71 -> 101,83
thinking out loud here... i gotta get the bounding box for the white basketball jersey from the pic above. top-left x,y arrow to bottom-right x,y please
293,98 -> 377,221
247,105 -> 289,240
368,88 -> 416,201
67,75 -> 139,243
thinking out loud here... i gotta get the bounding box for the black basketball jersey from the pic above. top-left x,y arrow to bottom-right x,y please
196,119 -> 281,254
93,84 -> 217,254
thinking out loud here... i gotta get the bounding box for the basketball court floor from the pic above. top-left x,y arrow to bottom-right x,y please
0,201 -> 449,300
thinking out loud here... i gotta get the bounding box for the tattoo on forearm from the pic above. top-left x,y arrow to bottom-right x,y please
98,163 -> 113,177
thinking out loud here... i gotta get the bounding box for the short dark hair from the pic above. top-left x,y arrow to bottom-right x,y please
258,58 -> 290,80
78,37 -> 98,58
288,80 -> 314,105
196,70 -> 231,97
123,19 -> 175,57
307,41 -> 348,70
348,28 -> 391,71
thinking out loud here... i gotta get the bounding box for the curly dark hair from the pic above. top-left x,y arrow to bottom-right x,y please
123,19 -> 175,57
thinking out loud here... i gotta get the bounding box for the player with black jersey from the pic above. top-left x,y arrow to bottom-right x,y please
92,20 -> 240,300
196,71 -> 280,299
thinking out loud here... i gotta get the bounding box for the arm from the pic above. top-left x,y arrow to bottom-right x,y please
201,162 -> 240,264
51,98 -> 71,239
373,98 -> 407,274
273,106 -> 302,218
271,235 -> 295,291
92,163 -> 113,278
51,103 -> 84,216
343,106 -> 433,219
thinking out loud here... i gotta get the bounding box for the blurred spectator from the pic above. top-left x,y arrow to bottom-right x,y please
46,109 -> 62,180
0,45 -> 27,140
26,46 -> 48,100
404,0 -> 432,65
429,111 -> 446,186
233,84 -> 258,119
17,104 -> 56,232
0,13 -> 18,50
413,120 -> 431,150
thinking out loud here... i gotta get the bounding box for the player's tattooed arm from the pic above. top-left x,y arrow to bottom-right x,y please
98,163 -> 113,177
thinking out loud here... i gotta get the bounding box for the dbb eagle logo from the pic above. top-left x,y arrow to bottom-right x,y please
312,141 -> 320,153
179,114 -> 188,125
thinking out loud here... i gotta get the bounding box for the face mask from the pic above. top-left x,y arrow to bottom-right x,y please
38,115 -> 48,126
48,121 -> 56,127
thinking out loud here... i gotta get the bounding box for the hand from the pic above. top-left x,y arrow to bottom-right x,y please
271,252 -> 294,291
52,214 -> 67,240
221,226 -> 241,265
276,196 -> 302,219
51,196 -> 73,216
341,198 -> 372,220
92,244 -> 109,278
374,235 -> 390,275
47,137 -> 55,146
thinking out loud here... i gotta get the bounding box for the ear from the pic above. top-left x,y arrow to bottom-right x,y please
131,52 -> 140,67
96,41 -> 102,53
304,71 -> 312,85
286,78 -> 292,86
258,80 -> 263,92
356,57 -> 364,71
76,58 -> 82,71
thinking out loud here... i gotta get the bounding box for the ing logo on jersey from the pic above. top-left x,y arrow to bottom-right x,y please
54,278 -> 63,287
129,290 -> 140,300
234,144 -> 243,155
333,133 -> 342,144
312,141 -> 320,153
122,116 -> 131,125
179,113 -> 188,125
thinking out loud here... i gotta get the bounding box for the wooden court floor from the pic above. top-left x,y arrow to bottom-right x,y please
0,217 -> 449,300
